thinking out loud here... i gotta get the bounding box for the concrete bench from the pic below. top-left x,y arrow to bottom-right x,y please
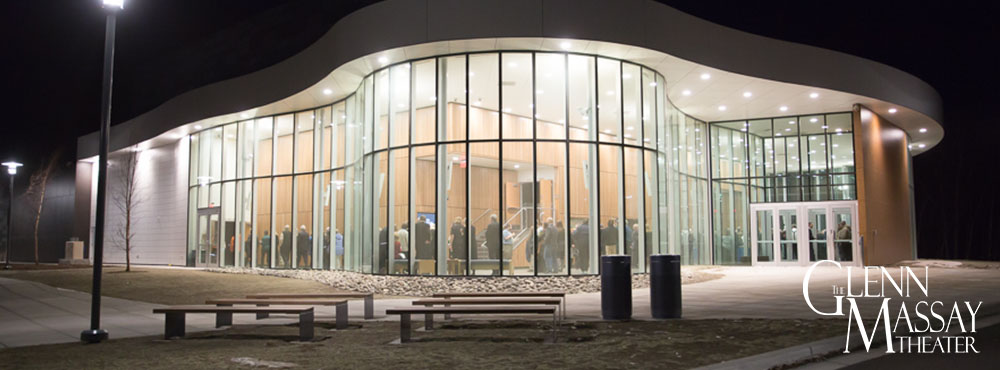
206,298 -> 348,330
152,305 -> 314,341
246,293 -> 375,319
412,297 -> 564,319
432,292 -> 567,319
385,306 -> 558,343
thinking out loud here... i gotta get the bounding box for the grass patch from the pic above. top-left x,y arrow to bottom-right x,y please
0,266 -> 345,305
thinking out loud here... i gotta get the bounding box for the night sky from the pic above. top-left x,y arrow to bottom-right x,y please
2,0 -> 997,261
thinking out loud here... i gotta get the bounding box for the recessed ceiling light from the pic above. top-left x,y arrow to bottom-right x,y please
622,74 -> 631,79
508,62 -> 518,68
788,120 -> 795,124
888,108 -> 898,114
810,118 -> 818,123
626,126 -> 634,131
809,92 -> 819,99
604,129 -> 613,134
682,89 -> 691,96
378,56 -> 389,64
649,82 -> 657,87
919,128 -> 927,133
779,106 -> 788,112
718,105 -> 727,111
700,73 -> 711,80
240,113 -> 250,118
323,88 -> 333,95
918,143 -> 926,148
514,164 -> 520,169
468,71 -> 475,77
560,41 -> 571,50
194,125 -> 202,130
785,128 -> 791,132
536,90 -> 544,95
743,91 -> 752,98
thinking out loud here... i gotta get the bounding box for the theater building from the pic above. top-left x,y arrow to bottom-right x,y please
73,0 -> 943,275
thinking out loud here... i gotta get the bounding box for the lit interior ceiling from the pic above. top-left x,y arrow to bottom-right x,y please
149,37 -> 942,155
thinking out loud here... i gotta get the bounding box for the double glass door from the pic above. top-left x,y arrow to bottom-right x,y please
750,201 -> 858,265
196,208 -> 221,267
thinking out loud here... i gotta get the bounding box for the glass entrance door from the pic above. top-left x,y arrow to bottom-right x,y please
196,208 -> 221,267
750,201 -> 858,265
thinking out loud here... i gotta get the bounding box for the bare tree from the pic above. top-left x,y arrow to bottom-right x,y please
112,146 -> 143,272
24,152 -> 61,265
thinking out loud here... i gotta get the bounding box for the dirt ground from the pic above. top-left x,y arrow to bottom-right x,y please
0,266 -> 344,305
0,318 -> 847,369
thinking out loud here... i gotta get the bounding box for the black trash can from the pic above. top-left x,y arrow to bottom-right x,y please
601,255 -> 632,320
650,254 -> 682,319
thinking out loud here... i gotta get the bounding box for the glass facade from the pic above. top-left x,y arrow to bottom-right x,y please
709,112 -> 856,265
185,50 -> 770,273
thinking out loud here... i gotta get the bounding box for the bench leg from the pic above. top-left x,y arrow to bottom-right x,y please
216,304 -> 233,328
164,312 -> 185,339
299,310 -> 314,341
443,299 -> 451,320
256,304 -> 270,320
424,313 -> 434,331
400,313 -> 411,343
364,295 -> 374,320
335,302 -> 348,330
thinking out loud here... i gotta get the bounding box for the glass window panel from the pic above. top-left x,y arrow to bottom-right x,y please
389,148 -> 410,275
295,111 -> 314,173
622,63 -> 641,146
237,180 -> 252,267
470,142 -> 501,275
317,106 -> 332,171
390,64 -> 410,147
238,120 -> 254,178
411,145 -> 436,274
502,141 -> 534,275
501,53 -> 533,139
826,113 -> 852,133
254,178 -> 272,268
830,133 -> 855,173
274,176 -> 293,268
599,144 -> 623,255
439,143 -> 466,275
333,102 -> 346,168
642,150 -> 656,263
569,143 -> 598,274
223,125 -> 237,181
274,114 -> 293,175
374,69 -> 389,150
362,75 -> 374,154
537,142 -> 567,275
469,53 -> 499,140
598,58 -> 621,143
800,115 -> 825,135
807,134 -> 828,174
222,182 -> 236,267
833,207 -> 854,261
331,170 -> 345,270
623,147 -> 642,272
439,56 -> 466,141
568,55 -> 596,141
642,68 -> 656,148
535,53 -> 566,140
778,208 -> 798,261
372,152 -> 389,274
413,59 -> 436,145
189,134 -> 200,186
317,172 -> 331,269
294,175 -> 313,268
208,128 -> 222,183
755,210 -> 773,262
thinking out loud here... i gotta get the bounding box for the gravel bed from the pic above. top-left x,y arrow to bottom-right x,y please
206,266 -> 721,297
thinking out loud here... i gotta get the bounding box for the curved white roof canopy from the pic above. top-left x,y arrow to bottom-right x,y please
79,0 -> 942,158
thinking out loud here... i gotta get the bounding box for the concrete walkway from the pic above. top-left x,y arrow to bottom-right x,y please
3,265 -> 999,350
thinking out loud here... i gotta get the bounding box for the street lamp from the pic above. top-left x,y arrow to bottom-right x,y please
2,161 -> 22,270
81,0 -> 124,344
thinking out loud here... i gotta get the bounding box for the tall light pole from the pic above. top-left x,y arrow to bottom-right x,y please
2,161 -> 22,270
81,0 -> 124,344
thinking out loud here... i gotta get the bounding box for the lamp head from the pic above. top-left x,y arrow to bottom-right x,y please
2,162 -> 23,175
102,0 -> 124,10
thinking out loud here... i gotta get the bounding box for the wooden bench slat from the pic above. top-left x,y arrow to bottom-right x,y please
413,298 -> 561,305
432,292 -> 565,297
153,305 -> 313,314
386,306 -> 556,315
207,298 -> 348,305
246,293 -> 372,299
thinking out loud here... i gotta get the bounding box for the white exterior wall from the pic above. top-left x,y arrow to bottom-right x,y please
102,139 -> 189,266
